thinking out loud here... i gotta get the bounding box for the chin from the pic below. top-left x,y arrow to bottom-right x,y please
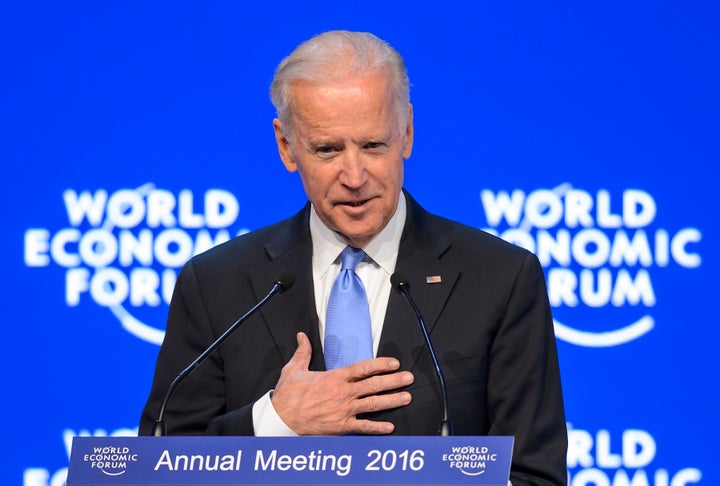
342,230 -> 380,247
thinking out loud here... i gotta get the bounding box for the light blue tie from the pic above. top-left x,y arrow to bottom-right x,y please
324,246 -> 373,370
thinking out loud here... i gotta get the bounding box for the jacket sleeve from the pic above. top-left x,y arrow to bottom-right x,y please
138,259 -> 255,436
487,252 -> 568,485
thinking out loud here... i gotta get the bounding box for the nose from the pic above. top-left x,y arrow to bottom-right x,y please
338,151 -> 368,189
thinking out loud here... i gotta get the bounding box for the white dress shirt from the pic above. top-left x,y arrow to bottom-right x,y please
252,193 -> 407,436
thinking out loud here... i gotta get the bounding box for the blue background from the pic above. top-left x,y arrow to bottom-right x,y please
3,1 -> 718,484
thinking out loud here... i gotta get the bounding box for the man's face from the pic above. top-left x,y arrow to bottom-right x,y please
273,71 -> 413,248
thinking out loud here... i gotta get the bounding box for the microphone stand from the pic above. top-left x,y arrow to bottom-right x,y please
392,273 -> 454,436
152,275 -> 294,436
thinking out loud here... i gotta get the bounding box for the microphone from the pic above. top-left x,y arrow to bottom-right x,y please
390,272 -> 454,436
151,272 -> 296,437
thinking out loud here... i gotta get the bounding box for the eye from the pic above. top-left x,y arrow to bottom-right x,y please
314,144 -> 340,157
364,141 -> 385,150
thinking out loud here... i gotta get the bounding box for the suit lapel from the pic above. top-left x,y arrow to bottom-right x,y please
248,206 -> 326,371
246,194 -> 460,375
378,193 -> 460,375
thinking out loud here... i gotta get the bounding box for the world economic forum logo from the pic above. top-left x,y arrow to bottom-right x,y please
23,183 -> 248,345
480,183 -> 702,347
81,445 -> 139,476
441,445 -> 499,477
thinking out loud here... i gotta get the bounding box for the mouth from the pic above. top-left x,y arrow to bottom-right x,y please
348,199 -> 369,207
338,197 -> 373,208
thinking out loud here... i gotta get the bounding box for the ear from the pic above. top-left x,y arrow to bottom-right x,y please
273,119 -> 298,172
402,104 -> 414,159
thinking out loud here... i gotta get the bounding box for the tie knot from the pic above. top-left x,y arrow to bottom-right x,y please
340,246 -> 365,271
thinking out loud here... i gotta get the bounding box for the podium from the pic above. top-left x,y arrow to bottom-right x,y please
66,435 -> 513,485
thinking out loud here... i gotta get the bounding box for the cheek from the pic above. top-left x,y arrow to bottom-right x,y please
378,158 -> 404,188
298,166 -> 337,200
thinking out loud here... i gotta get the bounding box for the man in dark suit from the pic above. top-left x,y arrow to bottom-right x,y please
140,30 -> 567,485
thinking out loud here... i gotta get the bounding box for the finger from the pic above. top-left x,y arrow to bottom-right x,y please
355,369 -> 414,397
350,418 -> 396,435
285,332 -> 312,371
343,356 -> 403,381
353,390 -> 413,415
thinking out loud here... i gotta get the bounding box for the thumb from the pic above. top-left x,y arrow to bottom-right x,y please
286,332 -> 312,371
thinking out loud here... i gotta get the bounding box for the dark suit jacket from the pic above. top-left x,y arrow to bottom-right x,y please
140,192 -> 567,485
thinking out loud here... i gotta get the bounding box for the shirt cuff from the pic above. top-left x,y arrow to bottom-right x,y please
252,390 -> 298,437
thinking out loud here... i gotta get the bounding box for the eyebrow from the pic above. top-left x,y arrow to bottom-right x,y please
303,130 -> 396,151
305,140 -> 341,153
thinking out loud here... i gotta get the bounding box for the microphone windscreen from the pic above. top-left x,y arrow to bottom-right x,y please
390,272 -> 409,293
277,272 -> 296,292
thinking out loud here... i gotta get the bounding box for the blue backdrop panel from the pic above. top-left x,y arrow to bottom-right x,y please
2,2 -> 718,485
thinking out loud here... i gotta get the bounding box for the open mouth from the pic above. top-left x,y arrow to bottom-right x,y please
341,198 -> 372,208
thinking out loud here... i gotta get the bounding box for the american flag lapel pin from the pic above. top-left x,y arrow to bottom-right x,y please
426,275 -> 442,284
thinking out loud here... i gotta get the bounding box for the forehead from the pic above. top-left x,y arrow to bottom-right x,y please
288,73 -> 398,138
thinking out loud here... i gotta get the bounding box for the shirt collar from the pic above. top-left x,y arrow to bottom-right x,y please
311,192 -> 407,278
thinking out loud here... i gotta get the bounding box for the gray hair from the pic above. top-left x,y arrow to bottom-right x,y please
270,30 -> 410,137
